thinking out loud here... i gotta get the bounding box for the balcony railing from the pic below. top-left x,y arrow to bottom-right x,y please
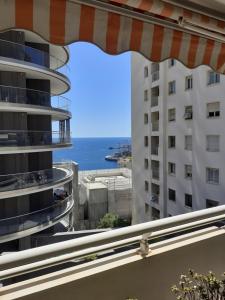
1,205 -> 225,282
151,146 -> 159,155
0,130 -> 71,147
151,96 -> 158,107
0,85 -> 71,111
152,121 -> 159,131
0,38 -> 68,72
0,195 -> 73,237
152,168 -> 159,180
0,163 -> 72,194
152,71 -> 159,82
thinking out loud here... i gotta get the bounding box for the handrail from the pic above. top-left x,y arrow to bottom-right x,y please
1,205 -> 225,280
0,195 -> 74,238
0,163 -> 72,194
0,130 -> 71,146
0,84 -> 71,111
0,195 -> 72,222
0,38 -> 69,72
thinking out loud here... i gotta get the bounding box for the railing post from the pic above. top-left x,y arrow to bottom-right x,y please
138,233 -> 151,257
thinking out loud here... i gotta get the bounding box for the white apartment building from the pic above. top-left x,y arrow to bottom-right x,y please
132,52 -> 225,224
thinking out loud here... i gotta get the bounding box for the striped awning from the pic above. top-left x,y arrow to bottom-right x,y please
1,0 -> 225,73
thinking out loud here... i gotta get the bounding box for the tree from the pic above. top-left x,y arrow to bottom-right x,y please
171,270 -> 225,299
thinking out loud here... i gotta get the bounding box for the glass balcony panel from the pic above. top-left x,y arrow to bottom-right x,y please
0,195 -> 73,236
0,130 -> 71,147
0,85 -> 70,111
0,164 -> 71,193
0,38 -> 69,73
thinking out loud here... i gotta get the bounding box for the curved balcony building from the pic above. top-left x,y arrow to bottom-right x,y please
0,30 -> 74,250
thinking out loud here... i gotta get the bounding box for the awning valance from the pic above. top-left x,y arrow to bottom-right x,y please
1,0 -> 225,73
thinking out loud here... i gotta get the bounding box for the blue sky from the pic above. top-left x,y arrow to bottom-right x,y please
64,42 -> 131,138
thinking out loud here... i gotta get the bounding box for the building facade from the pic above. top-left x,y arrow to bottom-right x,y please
0,30 -> 74,251
132,52 -> 225,224
78,168 -> 132,229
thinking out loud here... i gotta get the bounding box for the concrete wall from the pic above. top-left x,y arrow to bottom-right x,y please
78,169 -> 132,229
2,228 -> 225,300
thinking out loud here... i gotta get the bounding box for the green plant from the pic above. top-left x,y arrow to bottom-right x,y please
97,213 -> 119,228
97,213 -> 131,228
83,254 -> 97,262
171,269 -> 225,299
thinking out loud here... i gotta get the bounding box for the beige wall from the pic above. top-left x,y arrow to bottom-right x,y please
2,228 -> 225,300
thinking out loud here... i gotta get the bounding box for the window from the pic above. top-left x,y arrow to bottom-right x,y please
207,102 -> 220,118
168,108 -> 176,122
168,188 -> 176,201
185,75 -> 193,90
151,183 -> 159,203
144,66 -> 149,78
151,63 -> 159,82
206,168 -> 219,184
185,135 -> 192,151
185,165 -> 192,179
184,106 -> 193,119
168,162 -> 176,175
168,136 -> 176,148
168,59 -> 175,67
185,194 -> 192,208
144,89 -> 148,101
206,135 -> 220,152
206,199 -> 219,208
151,86 -> 159,107
168,80 -> 176,94
144,136 -> 149,147
208,71 -> 220,85
144,158 -> 149,169
144,113 -> 148,124
152,207 -> 160,220
145,180 -> 149,191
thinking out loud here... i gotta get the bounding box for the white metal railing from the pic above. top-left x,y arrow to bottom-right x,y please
1,205 -> 225,281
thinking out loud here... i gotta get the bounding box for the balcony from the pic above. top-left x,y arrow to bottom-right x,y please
0,38 -> 68,70
152,160 -> 160,180
151,95 -> 158,107
151,70 -> 159,82
0,163 -> 73,199
0,194 -> 74,241
0,130 -> 71,153
1,206 -> 225,300
0,84 -> 70,111
151,121 -> 159,132
152,168 -> 159,180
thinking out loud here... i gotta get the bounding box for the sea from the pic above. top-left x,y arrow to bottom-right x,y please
53,137 -> 131,171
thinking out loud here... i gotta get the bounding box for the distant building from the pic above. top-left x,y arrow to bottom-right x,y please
78,168 -> 132,229
131,52 -> 225,223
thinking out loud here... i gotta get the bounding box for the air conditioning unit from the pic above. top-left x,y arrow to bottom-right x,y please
184,112 -> 193,119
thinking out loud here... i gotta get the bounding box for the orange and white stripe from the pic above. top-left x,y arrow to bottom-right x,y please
0,0 -> 224,73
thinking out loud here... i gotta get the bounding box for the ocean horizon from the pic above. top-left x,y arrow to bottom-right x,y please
53,137 -> 131,171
